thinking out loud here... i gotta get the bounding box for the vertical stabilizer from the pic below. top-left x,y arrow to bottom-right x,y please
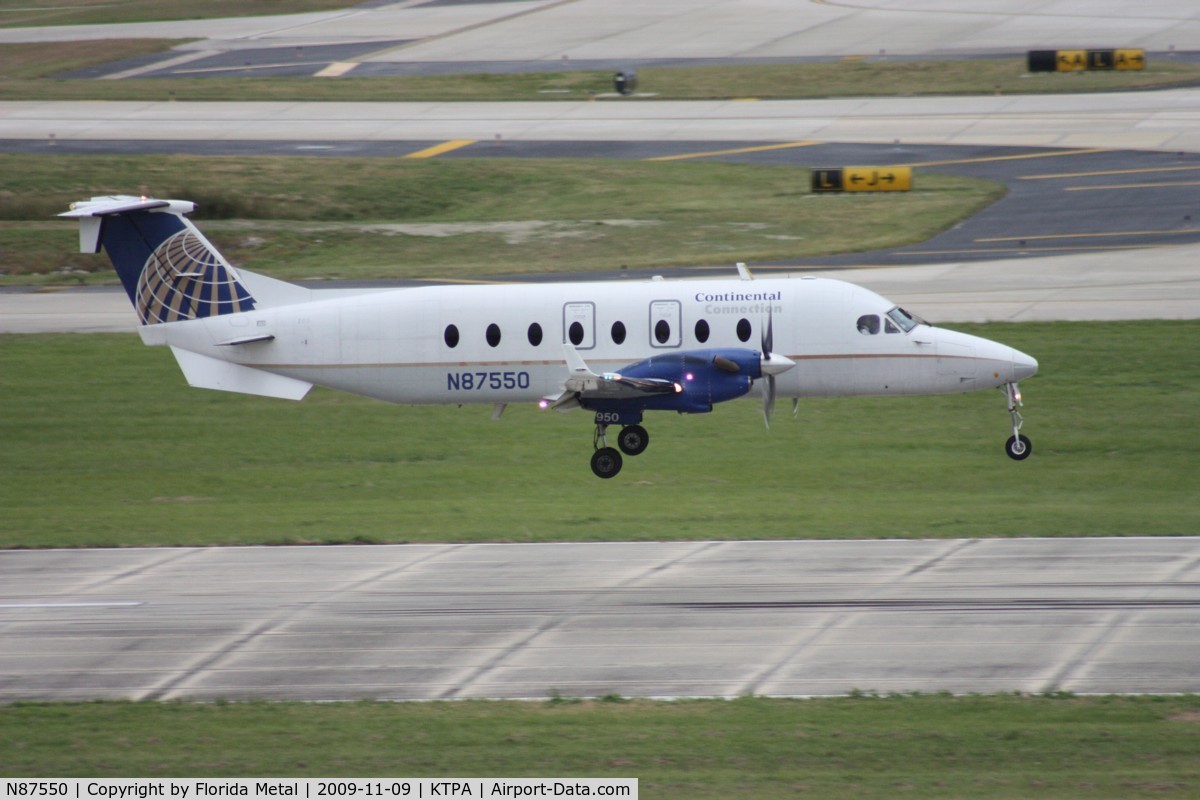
60,196 -> 256,325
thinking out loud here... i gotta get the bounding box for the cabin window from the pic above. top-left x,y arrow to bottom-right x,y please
528,322 -> 543,346
611,320 -> 627,345
857,315 -> 880,335
568,321 -> 585,346
486,323 -> 501,347
736,318 -> 752,342
695,319 -> 710,343
654,319 -> 671,345
444,324 -> 460,348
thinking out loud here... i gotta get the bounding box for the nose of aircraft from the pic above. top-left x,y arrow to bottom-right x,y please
1012,348 -> 1038,381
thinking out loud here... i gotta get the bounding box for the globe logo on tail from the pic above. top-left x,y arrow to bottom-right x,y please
135,229 -> 255,324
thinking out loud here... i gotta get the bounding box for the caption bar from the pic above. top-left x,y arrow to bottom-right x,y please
1,780 -> 637,800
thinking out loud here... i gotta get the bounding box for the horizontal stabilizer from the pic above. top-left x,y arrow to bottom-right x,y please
59,196 -> 182,254
170,347 -> 311,401
59,196 -> 176,219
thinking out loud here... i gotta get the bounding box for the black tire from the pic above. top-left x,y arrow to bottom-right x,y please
591,447 -> 623,478
617,424 -> 649,456
1005,434 -> 1032,461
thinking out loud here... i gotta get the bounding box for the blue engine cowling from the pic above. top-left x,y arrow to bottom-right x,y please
583,348 -> 763,416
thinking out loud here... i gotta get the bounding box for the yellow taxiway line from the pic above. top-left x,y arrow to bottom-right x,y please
977,229 -> 1200,243
895,148 -> 1110,169
900,242 -> 1185,256
1064,180 -> 1200,191
403,140 -> 478,159
314,62 -> 359,78
1020,165 -> 1200,180
646,141 -> 821,162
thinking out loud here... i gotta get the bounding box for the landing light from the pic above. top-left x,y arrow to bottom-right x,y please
673,382 -> 683,393
538,399 -> 550,410
685,372 -> 694,381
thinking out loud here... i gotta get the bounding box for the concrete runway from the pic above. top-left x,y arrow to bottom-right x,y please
3,538 -> 1200,702
6,91 -> 1200,151
5,0 -> 1199,62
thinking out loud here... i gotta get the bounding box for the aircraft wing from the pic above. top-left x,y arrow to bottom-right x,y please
544,346 -> 680,410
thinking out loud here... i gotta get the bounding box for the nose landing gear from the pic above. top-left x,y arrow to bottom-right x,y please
1002,381 -> 1032,460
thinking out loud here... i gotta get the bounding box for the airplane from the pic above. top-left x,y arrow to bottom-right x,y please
61,195 -> 1038,478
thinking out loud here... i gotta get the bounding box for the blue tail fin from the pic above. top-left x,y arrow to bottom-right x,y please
60,196 -> 256,325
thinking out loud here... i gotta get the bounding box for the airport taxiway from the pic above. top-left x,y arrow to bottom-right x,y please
4,0 -> 1199,64
3,538 -> 1200,702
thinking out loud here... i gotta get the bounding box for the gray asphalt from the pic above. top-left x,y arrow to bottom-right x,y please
4,538 -> 1199,702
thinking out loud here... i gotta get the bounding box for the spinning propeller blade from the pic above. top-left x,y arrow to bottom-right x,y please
758,309 -> 795,428
762,311 -> 776,428
763,374 -> 776,428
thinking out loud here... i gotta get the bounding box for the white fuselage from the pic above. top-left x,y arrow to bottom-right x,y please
148,275 -> 1036,407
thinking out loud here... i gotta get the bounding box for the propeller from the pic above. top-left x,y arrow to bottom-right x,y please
758,309 -> 795,428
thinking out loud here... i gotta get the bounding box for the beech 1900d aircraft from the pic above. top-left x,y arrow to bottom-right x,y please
61,196 -> 1038,478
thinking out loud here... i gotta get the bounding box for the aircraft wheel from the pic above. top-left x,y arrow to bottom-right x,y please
1005,434 -> 1032,461
617,424 -> 649,456
591,447 -> 623,479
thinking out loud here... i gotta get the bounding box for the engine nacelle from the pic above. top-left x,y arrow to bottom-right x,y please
583,348 -> 761,416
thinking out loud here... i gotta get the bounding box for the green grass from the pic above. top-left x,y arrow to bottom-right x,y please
0,38 -> 185,80
1,320 -> 1196,548
11,60 -> 1200,103
0,155 -> 1003,282
646,58 -> 1200,99
3,36 -> 1199,101
3,695 -> 1200,798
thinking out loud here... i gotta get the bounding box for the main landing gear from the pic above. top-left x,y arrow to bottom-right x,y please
590,414 -> 650,478
1002,381 -> 1032,460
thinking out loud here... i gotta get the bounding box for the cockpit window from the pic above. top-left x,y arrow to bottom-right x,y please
884,317 -> 900,334
886,306 -> 923,333
856,314 -> 880,335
